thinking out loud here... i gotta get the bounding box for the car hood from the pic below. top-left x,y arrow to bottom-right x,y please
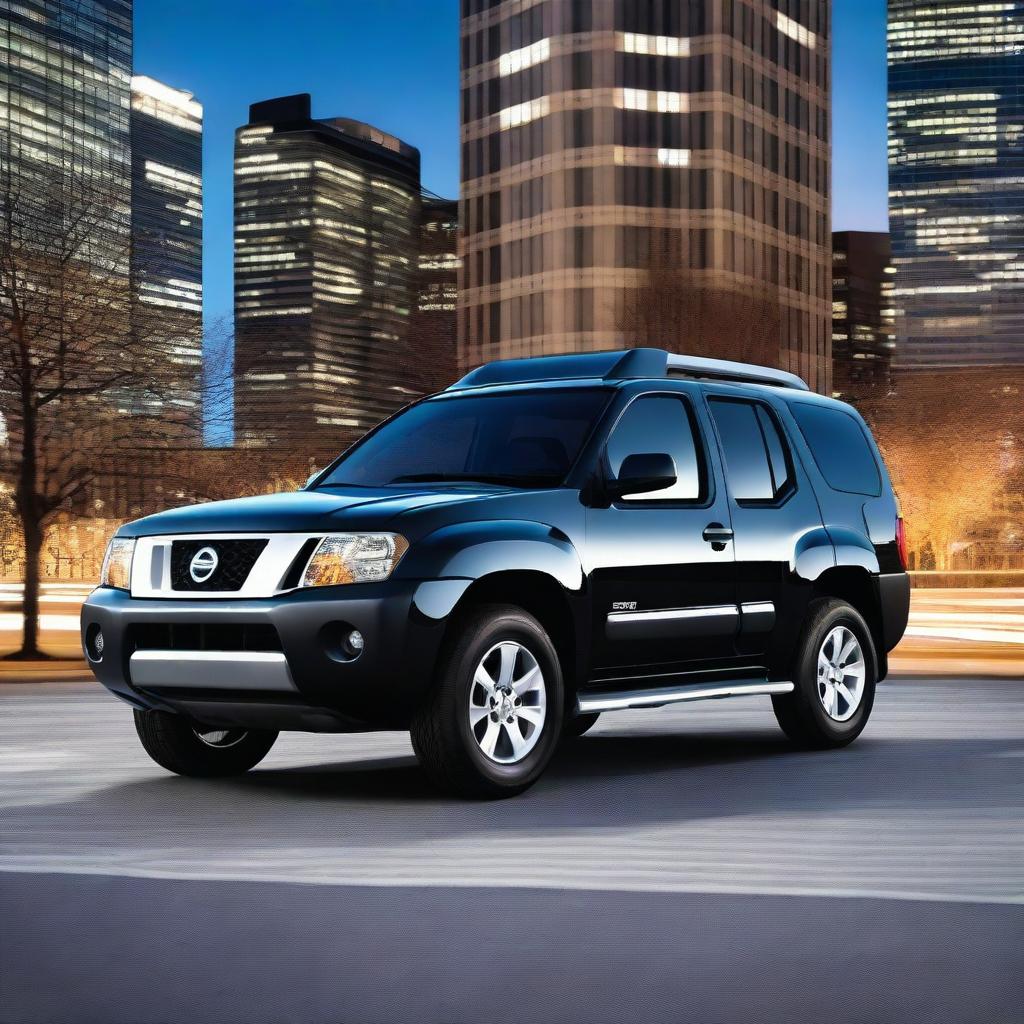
117,486 -> 511,538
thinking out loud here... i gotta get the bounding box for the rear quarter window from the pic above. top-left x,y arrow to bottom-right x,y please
791,403 -> 881,496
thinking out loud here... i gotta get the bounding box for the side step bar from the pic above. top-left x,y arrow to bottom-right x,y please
576,678 -> 794,714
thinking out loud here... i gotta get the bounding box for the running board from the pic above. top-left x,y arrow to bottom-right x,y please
576,678 -> 794,714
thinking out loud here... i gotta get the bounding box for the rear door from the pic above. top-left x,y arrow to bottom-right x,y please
703,388 -> 826,665
585,390 -> 738,677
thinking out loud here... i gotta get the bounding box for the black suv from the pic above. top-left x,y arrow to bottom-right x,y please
82,349 -> 911,797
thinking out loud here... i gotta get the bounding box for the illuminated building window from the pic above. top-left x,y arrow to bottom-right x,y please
498,38 -> 550,77
499,96 -> 550,130
776,12 -> 818,50
618,89 -> 688,113
618,32 -> 689,57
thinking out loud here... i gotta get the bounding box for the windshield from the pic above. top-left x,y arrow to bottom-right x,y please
317,388 -> 610,489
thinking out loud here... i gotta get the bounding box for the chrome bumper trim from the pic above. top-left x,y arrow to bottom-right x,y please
129,650 -> 297,692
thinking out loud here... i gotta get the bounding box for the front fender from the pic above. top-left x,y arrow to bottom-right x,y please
400,520 -> 584,621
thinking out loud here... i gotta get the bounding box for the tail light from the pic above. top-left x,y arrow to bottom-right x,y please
895,515 -> 909,571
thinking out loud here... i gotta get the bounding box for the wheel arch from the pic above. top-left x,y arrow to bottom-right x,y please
442,570 -> 585,701
811,566 -> 888,680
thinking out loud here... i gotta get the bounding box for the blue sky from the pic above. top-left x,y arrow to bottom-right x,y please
135,0 -> 888,326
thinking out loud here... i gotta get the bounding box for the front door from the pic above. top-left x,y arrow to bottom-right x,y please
585,392 -> 738,679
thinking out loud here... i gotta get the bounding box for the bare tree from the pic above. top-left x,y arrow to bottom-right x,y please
0,161 -> 216,658
861,370 -> 1022,571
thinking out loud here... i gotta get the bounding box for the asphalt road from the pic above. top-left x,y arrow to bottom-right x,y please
1,678 -> 1022,1023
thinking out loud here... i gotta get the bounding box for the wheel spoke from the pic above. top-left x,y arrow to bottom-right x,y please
838,634 -> 858,667
836,682 -> 856,711
474,663 -> 497,696
497,643 -> 518,688
842,659 -> 866,682
469,704 -> 491,727
512,663 -> 542,697
478,717 -> 501,758
517,705 -> 544,728
506,722 -> 529,760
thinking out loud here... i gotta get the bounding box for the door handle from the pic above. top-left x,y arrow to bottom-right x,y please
702,523 -> 734,549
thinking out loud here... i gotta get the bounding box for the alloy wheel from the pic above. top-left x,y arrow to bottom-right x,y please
816,625 -> 866,722
468,641 -> 547,764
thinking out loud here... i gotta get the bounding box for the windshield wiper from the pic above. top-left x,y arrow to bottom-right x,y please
388,472 -> 557,487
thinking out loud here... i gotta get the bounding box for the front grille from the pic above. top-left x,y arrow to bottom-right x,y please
170,539 -> 268,592
129,622 -> 283,653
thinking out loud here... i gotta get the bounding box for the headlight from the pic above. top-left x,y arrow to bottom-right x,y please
300,534 -> 408,588
100,537 -> 135,590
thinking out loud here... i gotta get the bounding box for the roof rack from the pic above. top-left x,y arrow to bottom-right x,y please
448,348 -> 810,392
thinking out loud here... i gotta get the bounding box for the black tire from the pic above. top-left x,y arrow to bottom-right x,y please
133,709 -> 278,778
563,711 -> 600,738
772,598 -> 878,749
410,604 -> 564,798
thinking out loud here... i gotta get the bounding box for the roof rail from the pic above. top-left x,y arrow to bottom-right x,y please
665,353 -> 810,391
448,348 -> 809,392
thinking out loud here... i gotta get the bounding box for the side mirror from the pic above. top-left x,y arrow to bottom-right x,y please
607,452 -> 677,499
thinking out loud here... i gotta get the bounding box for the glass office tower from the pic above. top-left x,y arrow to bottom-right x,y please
129,75 -> 203,429
888,0 -> 1024,369
233,94 -> 422,445
459,0 -> 832,392
0,0 -> 133,269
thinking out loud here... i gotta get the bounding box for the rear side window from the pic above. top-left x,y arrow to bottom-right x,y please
709,398 -> 793,503
791,403 -> 881,496
605,395 -> 705,503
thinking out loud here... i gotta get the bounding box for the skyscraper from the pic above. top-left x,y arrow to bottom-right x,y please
0,0 -> 133,266
459,0 -> 831,391
233,94 -> 422,446
831,231 -> 895,401
888,0 -> 1024,369
129,75 -> 203,428
412,196 -> 461,393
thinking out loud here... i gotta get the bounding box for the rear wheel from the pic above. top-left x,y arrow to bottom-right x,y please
772,598 -> 877,749
133,709 -> 278,777
411,604 -> 564,798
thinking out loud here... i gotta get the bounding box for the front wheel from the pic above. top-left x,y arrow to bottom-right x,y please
133,709 -> 278,777
410,604 -> 564,798
772,598 -> 877,749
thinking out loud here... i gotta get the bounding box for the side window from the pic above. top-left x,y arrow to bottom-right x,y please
791,403 -> 881,496
709,398 -> 793,504
605,396 -> 705,503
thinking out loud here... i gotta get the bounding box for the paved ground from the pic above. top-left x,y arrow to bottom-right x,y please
1,678 -> 1021,1023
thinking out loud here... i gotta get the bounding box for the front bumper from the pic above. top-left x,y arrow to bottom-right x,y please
81,580 -> 468,731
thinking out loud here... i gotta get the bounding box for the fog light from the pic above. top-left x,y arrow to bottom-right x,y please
346,629 -> 364,654
86,624 -> 105,662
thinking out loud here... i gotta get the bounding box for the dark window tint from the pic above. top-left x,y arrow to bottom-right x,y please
319,390 -> 609,488
791,403 -> 881,496
709,399 -> 792,502
606,396 -> 704,502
